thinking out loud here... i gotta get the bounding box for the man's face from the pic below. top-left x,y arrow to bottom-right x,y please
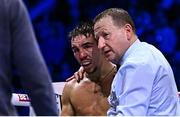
94,16 -> 130,64
71,34 -> 101,73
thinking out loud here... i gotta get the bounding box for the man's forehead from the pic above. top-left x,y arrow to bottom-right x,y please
94,17 -> 113,31
94,24 -> 109,36
95,16 -> 112,26
71,34 -> 95,44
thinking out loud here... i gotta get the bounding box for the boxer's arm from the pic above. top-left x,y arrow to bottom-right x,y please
60,82 -> 74,116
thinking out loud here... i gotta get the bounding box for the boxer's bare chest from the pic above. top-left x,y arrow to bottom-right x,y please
70,80 -> 109,115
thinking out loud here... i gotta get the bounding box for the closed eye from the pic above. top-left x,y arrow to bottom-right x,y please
95,31 -> 110,40
94,33 -> 99,41
102,32 -> 110,39
82,43 -> 94,49
72,47 -> 79,53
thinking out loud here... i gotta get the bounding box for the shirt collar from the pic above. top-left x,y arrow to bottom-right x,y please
119,38 -> 141,65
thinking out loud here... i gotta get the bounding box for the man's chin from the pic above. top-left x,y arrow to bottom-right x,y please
106,56 -> 113,62
85,67 -> 96,74
107,57 -> 118,64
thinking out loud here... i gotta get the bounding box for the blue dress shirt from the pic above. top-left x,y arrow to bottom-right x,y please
107,39 -> 180,116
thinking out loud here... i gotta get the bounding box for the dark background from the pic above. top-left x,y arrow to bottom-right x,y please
21,0 -> 180,90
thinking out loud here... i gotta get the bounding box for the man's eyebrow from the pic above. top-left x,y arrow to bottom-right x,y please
84,41 -> 93,44
82,42 -> 94,46
94,25 -> 101,30
71,42 -> 93,48
95,31 -> 103,37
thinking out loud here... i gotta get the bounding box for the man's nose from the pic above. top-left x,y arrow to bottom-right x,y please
98,37 -> 106,49
79,50 -> 87,60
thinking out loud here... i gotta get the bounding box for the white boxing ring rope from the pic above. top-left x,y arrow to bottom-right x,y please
11,82 -> 65,116
11,82 -> 180,116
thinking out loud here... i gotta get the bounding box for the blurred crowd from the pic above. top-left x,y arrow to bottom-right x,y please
22,0 -> 180,90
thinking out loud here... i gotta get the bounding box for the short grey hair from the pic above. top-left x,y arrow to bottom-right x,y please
94,8 -> 136,33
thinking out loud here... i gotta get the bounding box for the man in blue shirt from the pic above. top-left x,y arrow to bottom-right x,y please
94,8 -> 180,116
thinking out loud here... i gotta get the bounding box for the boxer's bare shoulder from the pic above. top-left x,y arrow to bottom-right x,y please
69,78 -> 109,115
60,77 -> 78,116
62,76 -> 109,116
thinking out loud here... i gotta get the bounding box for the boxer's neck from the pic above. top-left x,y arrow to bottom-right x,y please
88,59 -> 116,84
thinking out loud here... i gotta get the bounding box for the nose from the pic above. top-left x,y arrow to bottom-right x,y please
79,49 -> 87,60
98,37 -> 106,49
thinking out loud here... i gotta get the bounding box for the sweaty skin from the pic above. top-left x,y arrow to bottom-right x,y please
61,62 -> 116,116
61,29 -> 117,115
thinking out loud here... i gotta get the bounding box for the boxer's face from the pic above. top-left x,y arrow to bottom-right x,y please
71,34 -> 101,73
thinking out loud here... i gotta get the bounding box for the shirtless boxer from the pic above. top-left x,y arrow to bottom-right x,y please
60,21 -> 117,116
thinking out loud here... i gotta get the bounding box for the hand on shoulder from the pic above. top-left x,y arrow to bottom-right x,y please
66,67 -> 87,82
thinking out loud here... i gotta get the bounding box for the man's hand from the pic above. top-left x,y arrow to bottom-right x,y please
66,75 -> 75,82
66,67 -> 87,82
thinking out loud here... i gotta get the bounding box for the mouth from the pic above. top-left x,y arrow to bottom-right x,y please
103,50 -> 111,58
81,61 -> 93,73
81,61 -> 91,67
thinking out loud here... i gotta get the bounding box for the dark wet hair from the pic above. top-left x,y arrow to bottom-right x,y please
94,8 -> 136,33
68,21 -> 94,40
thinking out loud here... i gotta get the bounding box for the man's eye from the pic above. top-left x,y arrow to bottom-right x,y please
103,33 -> 110,39
72,48 -> 78,53
104,33 -> 109,36
83,45 -> 92,49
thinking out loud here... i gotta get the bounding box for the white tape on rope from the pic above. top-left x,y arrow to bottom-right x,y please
12,93 -> 30,106
11,82 -> 66,115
